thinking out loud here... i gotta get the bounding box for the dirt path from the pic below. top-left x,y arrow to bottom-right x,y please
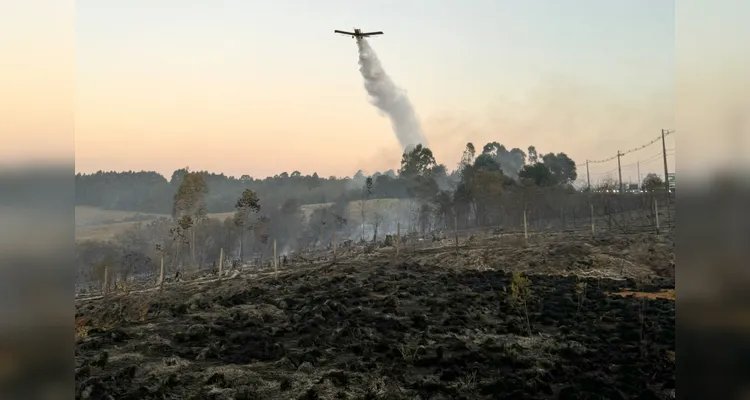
611,289 -> 676,301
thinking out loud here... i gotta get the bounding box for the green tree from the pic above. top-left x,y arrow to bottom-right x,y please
527,145 -> 539,164
172,169 -> 208,269
398,144 -> 437,179
480,142 -> 527,177
453,150 -> 516,227
234,188 -> 261,262
541,152 -> 578,184
519,163 -> 555,187
456,142 -> 476,176
507,272 -> 533,336
469,169 -> 507,226
432,190 -> 454,230
641,173 -> 663,192
474,154 -> 503,173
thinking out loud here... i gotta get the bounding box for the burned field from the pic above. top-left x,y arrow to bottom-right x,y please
76,234 -> 675,399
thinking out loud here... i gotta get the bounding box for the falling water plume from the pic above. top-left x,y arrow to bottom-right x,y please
356,38 -> 428,151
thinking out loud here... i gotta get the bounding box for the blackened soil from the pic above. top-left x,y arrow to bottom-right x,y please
76,261 -> 674,399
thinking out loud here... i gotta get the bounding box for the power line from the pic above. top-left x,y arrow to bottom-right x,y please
620,150 -> 672,170
569,130 -> 675,191
620,130 -> 673,157
591,167 -> 618,177
576,130 -> 676,167
638,152 -> 673,167
586,149 -> 674,180
578,153 -> 617,166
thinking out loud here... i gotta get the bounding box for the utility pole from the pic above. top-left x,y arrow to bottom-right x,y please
586,160 -> 591,190
661,129 -> 670,196
617,151 -> 624,194
637,161 -> 641,189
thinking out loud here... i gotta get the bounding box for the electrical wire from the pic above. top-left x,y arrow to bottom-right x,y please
576,130 -> 675,167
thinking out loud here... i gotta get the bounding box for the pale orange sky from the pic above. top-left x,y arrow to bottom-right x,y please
15,0 -> 750,183
71,0 -> 678,180
0,1 -> 74,165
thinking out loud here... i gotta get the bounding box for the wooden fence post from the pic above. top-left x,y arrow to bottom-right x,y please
218,247 -> 224,279
159,254 -> 165,291
273,239 -> 278,277
396,222 -> 401,260
523,209 -> 528,240
590,203 -> 595,237
103,265 -> 109,298
332,232 -> 337,262
454,213 -> 459,254
654,198 -> 660,235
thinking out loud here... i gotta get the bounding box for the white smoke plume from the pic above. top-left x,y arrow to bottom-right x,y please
356,38 -> 428,151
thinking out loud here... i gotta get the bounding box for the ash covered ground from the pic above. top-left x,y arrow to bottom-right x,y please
75,231 -> 675,399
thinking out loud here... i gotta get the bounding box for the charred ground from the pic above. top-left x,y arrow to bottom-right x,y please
75,232 -> 675,400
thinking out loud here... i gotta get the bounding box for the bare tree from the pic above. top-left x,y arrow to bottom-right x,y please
372,199 -> 385,242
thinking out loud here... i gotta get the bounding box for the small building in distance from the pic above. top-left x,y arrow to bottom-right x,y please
667,173 -> 676,192
626,183 -> 640,193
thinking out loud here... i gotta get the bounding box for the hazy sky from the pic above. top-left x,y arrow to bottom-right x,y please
7,0 -> 681,183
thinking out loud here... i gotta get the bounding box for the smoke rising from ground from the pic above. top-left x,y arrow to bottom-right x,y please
356,38 -> 428,151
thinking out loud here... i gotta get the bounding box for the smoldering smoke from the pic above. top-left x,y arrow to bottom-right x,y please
356,38 -> 428,151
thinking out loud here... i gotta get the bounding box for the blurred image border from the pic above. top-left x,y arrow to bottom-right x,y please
677,0 -> 750,398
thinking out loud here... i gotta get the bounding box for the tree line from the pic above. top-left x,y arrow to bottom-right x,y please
76,142 -> 580,283
75,142 -> 578,214
75,169 -> 356,214
76,141 -> 675,289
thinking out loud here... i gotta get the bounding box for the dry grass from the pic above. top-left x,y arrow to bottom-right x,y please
76,206 -> 167,241
76,220 -> 150,242
498,234 -> 529,248
75,199 -> 407,242
610,289 -> 675,301
346,198 -> 403,216
75,206 -> 166,225
75,317 -> 90,340
138,198 -> 406,223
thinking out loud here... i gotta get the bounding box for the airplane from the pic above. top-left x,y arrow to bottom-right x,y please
334,28 -> 384,39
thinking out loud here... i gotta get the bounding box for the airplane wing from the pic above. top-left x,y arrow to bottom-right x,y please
361,31 -> 384,36
334,30 -> 355,35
